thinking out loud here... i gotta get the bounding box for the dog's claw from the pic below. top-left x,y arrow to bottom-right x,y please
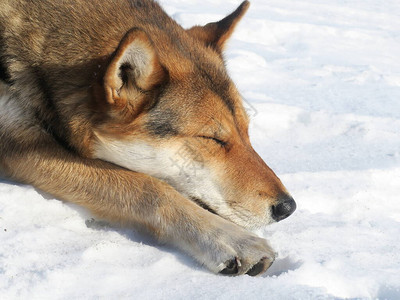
220,257 -> 240,275
246,256 -> 274,276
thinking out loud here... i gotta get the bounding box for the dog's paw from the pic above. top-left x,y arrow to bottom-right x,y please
220,256 -> 274,276
198,220 -> 275,276
217,235 -> 275,276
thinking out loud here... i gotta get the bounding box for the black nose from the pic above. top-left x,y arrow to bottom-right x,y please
272,195 -> 296,222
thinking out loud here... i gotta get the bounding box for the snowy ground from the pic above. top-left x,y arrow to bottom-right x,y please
1,0 -> 400,299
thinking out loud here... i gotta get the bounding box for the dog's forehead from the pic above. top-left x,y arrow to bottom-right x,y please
160,80 -> 250,138
167,68 -> 242,116
193,71 -> 234,111
192,67 -> 249,127
152,30 -> 250,129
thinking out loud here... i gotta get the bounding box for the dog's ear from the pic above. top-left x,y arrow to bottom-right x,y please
104,28 -> 166,109
187,1 -> 250,52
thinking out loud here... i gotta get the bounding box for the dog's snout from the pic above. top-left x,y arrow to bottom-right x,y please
272,195 -> 296,222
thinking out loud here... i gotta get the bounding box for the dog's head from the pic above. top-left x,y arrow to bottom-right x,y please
93,1 -> 296,229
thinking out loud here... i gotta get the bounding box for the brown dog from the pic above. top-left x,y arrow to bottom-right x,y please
0,0 -> 296,276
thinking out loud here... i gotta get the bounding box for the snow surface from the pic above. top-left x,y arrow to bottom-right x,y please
1,0 -> 400,299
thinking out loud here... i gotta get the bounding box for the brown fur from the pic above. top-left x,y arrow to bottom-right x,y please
0,0 -> 295,276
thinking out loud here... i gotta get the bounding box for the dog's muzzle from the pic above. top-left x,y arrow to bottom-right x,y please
272,195 -> 296,222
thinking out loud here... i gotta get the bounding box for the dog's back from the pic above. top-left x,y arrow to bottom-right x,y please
0,0 -> 172,92
0,0 -> 191,85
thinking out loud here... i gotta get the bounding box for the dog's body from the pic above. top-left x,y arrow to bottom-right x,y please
0,0 -> 296,276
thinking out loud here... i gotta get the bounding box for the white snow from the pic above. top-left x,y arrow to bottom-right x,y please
1,0 -> 400,299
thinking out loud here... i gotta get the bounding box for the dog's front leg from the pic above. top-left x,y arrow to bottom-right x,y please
1,133 -> 275,276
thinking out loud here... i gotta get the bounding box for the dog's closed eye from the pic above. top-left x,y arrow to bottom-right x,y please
198,135 -> 227,147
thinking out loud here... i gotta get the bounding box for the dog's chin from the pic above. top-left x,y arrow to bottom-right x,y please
235,219 -> 275,232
